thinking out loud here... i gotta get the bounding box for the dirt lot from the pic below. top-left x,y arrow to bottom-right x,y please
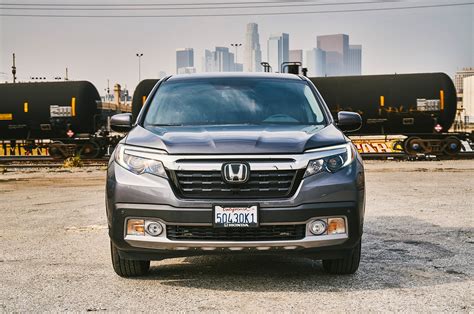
0,160 -> 473,312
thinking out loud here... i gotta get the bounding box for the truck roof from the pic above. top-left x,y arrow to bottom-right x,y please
167,72 -> 304,82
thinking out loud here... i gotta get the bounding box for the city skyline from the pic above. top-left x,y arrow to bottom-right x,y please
175,26 -> 361,77
1,3 -> 472,93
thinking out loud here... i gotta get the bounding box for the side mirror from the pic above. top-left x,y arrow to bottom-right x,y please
337,111 -> 362,132
110,113 -> 133,133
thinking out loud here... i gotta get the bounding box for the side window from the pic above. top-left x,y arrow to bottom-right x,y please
304,85 -> 324,124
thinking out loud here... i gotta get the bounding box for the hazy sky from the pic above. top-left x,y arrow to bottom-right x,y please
1,0 -> 473,94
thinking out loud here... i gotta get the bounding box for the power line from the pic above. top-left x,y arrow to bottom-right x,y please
0,0 -> 400,6
1,1 -> 472,17
0,0 -> 406,11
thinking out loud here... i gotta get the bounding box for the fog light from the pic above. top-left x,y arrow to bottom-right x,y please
127,219 -> 145,236
309,219 -> 327,235
145,221 -> 163,236
327,218 -> 346,235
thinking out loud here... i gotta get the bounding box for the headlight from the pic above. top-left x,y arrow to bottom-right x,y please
114,144 -> 167,178
304,143 -> 355,177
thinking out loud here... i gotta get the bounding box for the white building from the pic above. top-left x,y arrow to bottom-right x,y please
267,33 -> 289,72
347,45 -> 362,75
177,67 -> 196,74
244,23 -> 262,72
454,68 -> 474,124
176,48 -> 194,74
202,47 -> 242,72
289,49 -> 303,63
463,76 -> 474,124
454,67 -> 474,93
306,48 -> 326,77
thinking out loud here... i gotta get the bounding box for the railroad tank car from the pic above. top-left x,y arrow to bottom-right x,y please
131,74 -> 457,135
0,81 -> 120,158
130,73 -> 465,156
309,73 -> 457,135
131,79 -> 160,121
0,81 -> 105,139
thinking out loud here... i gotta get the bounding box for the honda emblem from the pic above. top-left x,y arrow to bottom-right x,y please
222,163 -> 250,183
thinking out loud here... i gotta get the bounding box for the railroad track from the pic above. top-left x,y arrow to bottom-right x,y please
361,152 -> 474,160
0,151 -> 473,169
0,157 -> 109,168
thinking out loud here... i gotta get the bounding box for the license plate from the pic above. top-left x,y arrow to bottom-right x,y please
213,205 -> 258,228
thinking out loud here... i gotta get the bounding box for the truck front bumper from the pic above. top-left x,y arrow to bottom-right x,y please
107,157 -> 365,261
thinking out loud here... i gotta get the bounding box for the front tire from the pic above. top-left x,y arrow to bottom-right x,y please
110,241 -> 150,277
322,240 -> 361,274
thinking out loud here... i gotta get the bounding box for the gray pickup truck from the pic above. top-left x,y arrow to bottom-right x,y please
106,73 -> 365,277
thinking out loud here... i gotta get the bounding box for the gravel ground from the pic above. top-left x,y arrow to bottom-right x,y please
0,160 -> 473,312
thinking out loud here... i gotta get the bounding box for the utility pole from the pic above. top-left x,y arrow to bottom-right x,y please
12,53 -> 17,83
136,53 -> 143,82
65,67 -> 69,81
105,79 -> 110,101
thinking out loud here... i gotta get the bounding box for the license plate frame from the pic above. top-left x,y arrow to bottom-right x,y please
213,204 -> 259,228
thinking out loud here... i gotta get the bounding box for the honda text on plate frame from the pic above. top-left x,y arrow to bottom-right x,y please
106,73 -> 365,277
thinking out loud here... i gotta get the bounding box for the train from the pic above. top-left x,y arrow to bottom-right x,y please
0,81 -> 122,158
1,73 -> 471,158
308,73 -> 469,155
131,73 -> 471,156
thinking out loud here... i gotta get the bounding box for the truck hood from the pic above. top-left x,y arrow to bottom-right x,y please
124,124 -> 347,154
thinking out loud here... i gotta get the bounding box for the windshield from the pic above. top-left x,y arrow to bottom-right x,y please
143,78 -> 327,126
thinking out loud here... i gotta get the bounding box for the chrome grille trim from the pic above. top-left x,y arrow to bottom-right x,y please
171,169 -> 301,198
122,143 -> 351,171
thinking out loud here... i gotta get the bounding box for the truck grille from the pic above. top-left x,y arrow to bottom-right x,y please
171,170 -> 301,199
166,225 -> 306,241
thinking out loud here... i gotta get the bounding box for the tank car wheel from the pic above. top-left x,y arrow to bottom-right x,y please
443,136 -> 462,156
404,137 -> 424,155
78,141 -> 101,159
48,141 -> 65,159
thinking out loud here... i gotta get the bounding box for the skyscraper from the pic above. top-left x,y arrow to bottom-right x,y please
316,34 -> 362,76
317,34 -> 348,76
347,45 -> 362,75
289,49 -> 303,63
215,47 -> 235,72
176,48 -> 194,74
244,23 -> 262,72
267,33 -> 289,72
306,48 -> 326,77
202,47 -> 242,72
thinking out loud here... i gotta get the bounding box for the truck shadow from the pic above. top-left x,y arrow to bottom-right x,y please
141,216 -> 472,292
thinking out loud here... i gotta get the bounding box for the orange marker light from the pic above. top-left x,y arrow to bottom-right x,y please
327,218 -> 346,235
71,97 -> 76,116
439,90 -> 444,111
380,96 -> 385,107
127,219 -> 145,236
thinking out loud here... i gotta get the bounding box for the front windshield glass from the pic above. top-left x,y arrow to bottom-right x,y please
143,78 -> 327,126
